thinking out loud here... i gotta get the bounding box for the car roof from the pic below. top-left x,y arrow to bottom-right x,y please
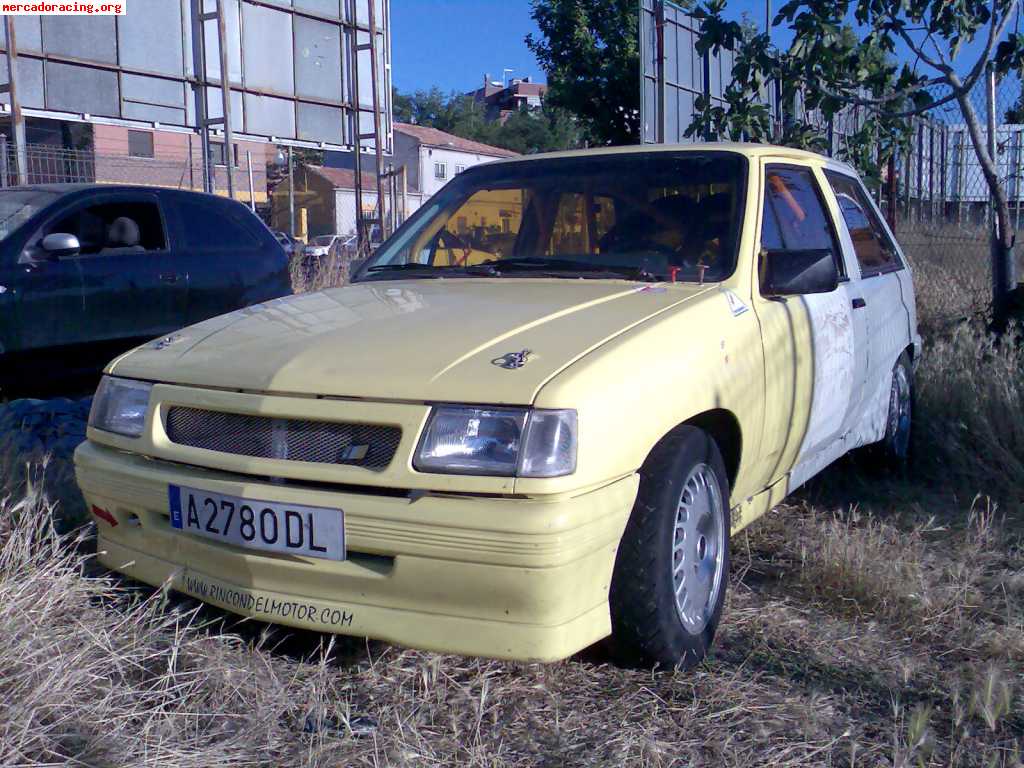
484,141 -> 859,175
0,183 -> 236,203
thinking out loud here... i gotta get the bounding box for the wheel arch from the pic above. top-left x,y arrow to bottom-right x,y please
649,409 -> 743,490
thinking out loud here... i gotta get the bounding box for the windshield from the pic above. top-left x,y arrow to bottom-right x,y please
311,236 -> 335,246
0,190 -> 59,242
356,151 -> 747,283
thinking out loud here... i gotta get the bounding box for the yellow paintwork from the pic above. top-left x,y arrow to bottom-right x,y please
74,143 -> 855,661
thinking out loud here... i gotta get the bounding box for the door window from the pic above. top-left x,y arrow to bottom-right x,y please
825,171 -> 903,276
761,165 -> 845,279
46,200 -> 167,257
177,198 -> 259,250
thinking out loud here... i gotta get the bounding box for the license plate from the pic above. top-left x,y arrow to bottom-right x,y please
169,485 -> 345,561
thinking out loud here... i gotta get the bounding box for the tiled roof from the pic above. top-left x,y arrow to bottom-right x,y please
393,123 -> 518,158
306,165 -> 380,190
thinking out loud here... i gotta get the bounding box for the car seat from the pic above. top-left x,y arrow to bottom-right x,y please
100,217 -> 145,256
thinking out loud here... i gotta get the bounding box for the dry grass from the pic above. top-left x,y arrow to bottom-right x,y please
2,224 -> 1024,767
2,493 -> 1020,766
290,248 -> 357,295
899,222 -> 995,336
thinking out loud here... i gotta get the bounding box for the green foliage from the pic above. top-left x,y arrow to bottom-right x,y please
688,0 -> 1023,185
389,87 -> 450,128
391,86 -> 583,155
1006,90 -> 1024,124
526,0 -> 640,146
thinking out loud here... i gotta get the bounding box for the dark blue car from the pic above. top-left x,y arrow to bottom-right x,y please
0,185 -> 291,396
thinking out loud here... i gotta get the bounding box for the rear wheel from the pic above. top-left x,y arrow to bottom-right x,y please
865,351 -> 913,468
609,427 -> 730,669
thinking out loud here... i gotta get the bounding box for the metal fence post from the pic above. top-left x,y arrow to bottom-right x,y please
655,0 -> 666,144
1011,130 -> 1019,231
940,125 -> 947,224
886,152 -> 898,232
246,150 -> 255,212
216,0 -> 236,200
702,48 -> 712,142
288,145 -> 295,239
921,121 -> 929,221
0,135 -> 8,188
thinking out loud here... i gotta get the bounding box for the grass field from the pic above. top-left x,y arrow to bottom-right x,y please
2,225 -> 1022,767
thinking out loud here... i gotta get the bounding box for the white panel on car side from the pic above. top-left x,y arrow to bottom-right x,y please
796,286 -> 858,462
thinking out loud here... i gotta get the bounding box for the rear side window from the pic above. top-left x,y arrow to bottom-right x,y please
176,198 -> 259,250
825,171 -> 903,276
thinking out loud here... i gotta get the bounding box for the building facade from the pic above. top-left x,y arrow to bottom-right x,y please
270,164 -> 423,239
393,123 -> 517,198
467,75 -> 547,122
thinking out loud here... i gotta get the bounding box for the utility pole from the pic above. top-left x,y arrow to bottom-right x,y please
2,17 -> 27,185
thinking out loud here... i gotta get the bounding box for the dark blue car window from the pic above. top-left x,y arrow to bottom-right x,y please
177,198 -> 258,250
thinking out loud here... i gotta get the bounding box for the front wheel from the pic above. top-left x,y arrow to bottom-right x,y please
609,427 -> 731,669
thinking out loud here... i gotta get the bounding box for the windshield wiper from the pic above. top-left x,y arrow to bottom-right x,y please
361,258 -> 661,282
478,257 -> 660,282
362,263 -> 497,277
366,263 -> 439,273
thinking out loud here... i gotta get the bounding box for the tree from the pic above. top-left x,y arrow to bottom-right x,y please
526,0 -> 640,146
391,86 -> 583,154
496,106 -> 583,154
690,0 -> 1024,327
1006,91 -> 1024,124
391,87 -> 454,128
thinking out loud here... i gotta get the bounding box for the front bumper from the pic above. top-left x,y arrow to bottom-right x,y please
74,441 -> 638,661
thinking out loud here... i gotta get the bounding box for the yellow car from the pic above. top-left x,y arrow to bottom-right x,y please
75,144 -> 920,668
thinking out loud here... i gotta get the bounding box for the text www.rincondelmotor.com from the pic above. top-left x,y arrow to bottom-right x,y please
1,1 -> 125,13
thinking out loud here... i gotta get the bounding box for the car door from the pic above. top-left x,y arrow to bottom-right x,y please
823,170 -> 912,446
752,162 -> 868,491
14,192 -> 185,353
816,170 -> 875,440
167,193 -> 289,326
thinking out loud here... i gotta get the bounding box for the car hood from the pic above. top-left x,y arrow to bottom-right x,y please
110,279 -> 710,403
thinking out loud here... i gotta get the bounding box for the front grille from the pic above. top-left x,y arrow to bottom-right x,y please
165,407 -> 402,471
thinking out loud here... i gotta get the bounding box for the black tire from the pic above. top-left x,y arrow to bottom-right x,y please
609,426 -> 731,669
865,351 -> 913,468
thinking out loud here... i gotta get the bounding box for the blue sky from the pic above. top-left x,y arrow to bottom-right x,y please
390,0 -> 1001,95
391,1 -> 547,93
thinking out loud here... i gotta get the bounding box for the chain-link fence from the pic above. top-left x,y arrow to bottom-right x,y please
882,71 -> 1024,317
883,72 -> 1023,231
0,141 -> 268,205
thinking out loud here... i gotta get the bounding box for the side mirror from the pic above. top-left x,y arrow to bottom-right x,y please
760,248 -> 839,297
41,232 -> 81,259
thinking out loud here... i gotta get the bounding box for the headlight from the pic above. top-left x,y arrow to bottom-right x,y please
414,406 -> 577,478
88,376 -> 153,437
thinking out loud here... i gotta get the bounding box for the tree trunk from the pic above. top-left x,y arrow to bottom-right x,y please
954,84 -> 1018,330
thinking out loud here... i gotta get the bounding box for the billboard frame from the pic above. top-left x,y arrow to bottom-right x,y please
0,0 -> 393,154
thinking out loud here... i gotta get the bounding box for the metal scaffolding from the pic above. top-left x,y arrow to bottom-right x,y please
191,0 -> 237,199
347,0 -> 388,256
0,2 -> 392,214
